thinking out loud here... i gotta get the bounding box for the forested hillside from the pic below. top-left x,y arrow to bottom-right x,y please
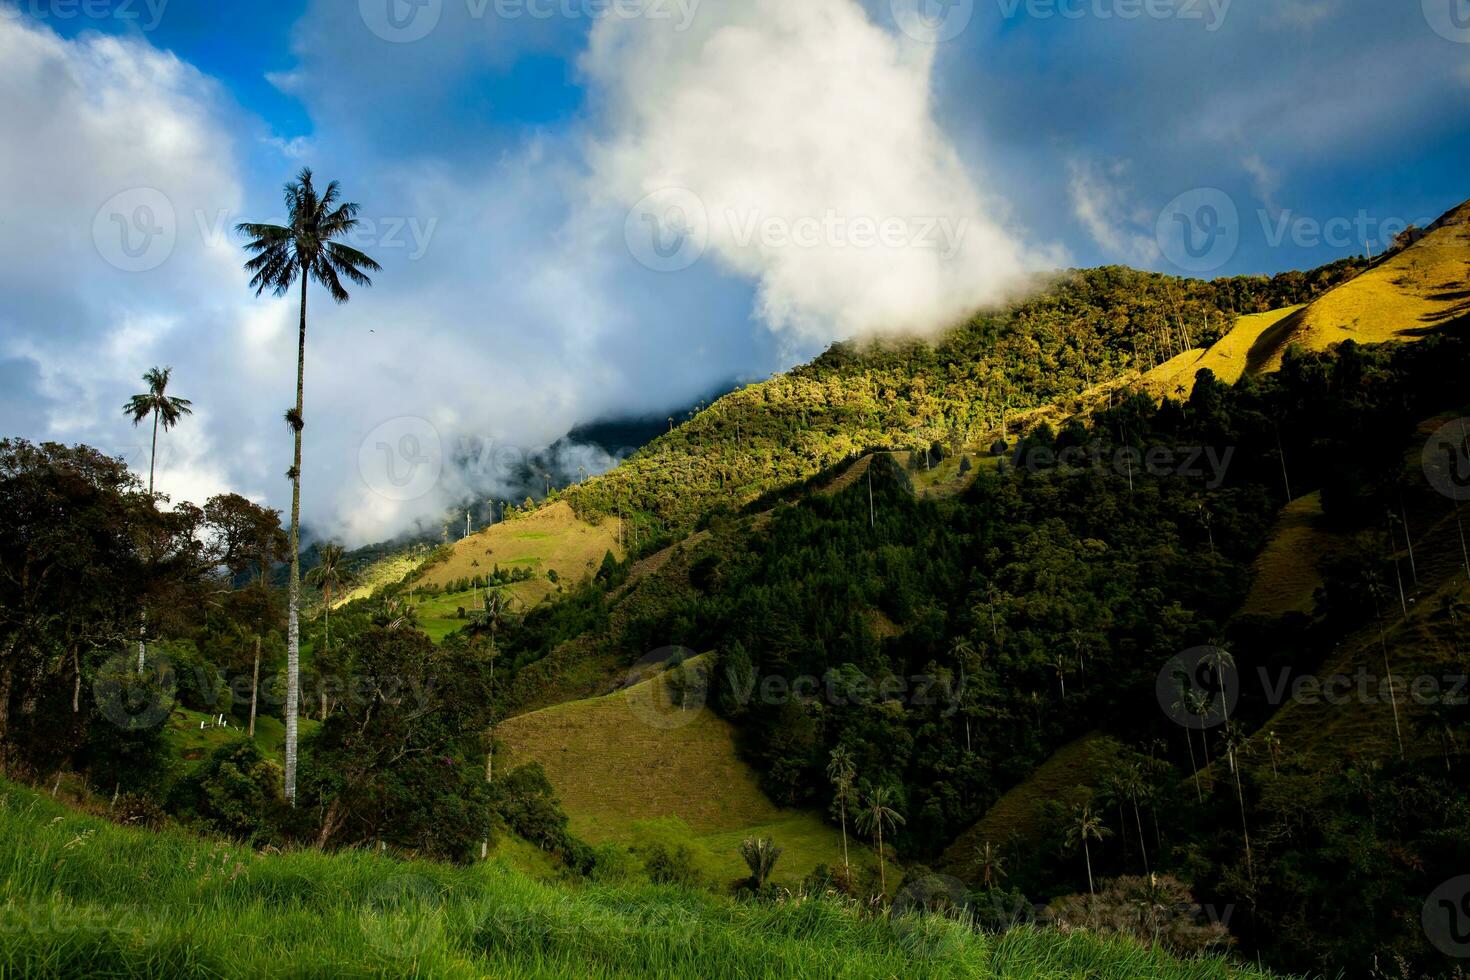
497,319 -> 1470,976
559,262 -> 1365,540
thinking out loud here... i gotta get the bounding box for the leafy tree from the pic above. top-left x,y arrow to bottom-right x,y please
202,494 -> 287,737
169,738 -> 285,843
238,168 -> 381,804
302,627 -> 493,862
0,441 -> 199,776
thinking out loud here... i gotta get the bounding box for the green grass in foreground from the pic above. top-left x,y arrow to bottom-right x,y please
0,781 -> 1282,979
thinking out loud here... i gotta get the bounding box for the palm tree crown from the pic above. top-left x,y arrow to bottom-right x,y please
237,168 -> 381,301
124,367 -> 193,431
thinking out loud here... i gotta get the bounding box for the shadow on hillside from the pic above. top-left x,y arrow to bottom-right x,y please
1245,307 -> 1307,374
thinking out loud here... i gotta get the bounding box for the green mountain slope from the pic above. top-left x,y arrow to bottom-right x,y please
558,263 -> 1365,539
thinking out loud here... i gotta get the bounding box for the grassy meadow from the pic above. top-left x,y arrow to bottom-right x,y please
0,779 -> 1282,979
498,663 -> 872,889
415,501 -> 624,608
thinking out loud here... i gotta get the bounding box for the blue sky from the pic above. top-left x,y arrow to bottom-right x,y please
2,0 -> 1468,540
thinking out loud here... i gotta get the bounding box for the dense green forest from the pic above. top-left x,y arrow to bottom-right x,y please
559,262 -> 1366,541
499,323 -> 1470,976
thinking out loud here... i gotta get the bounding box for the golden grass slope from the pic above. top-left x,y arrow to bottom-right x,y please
1138,307 -> 1303,400
1135,198 -> 1470,402
418,501 -> 623,607
498,658 -> 872,887
1246,202 -> 1470,374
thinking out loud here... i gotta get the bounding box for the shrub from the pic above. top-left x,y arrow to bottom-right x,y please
639,842 -> 705,889
1045,876 -> 1233,957
169,739 -> 285,845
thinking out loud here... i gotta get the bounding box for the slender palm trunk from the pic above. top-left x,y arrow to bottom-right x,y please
1380,627 -> 1404,759
1184,729 -> 1202,802
481,635 -> 497,860
1133,800 -> 1149,875
71,647 -> 81,714
839,802 -> 850,877
1457,506 -> 1469,585
285,274 -> 307,805
249,636 -> 261,738
149,410 -> 159,495
876,825 -> 886,894
1083,837 -> 1095,896
138,408 -> 157,676
1230,748 -> 1254,881
1400,500 -> 1418,585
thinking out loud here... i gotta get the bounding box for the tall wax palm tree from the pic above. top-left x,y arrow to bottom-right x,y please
123,367 -> 193,672
1068,804 -> 1111,897
826,746 -> 857,879
123,366 -> 193,496
304,543 -> 357,653
1121,762 -> 1152,875
974,841 -> 1007,891
470,588 -> 513,860
238,168 -> 380,804
855,787 -> 905,894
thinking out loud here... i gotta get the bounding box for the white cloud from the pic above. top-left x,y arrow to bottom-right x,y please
0,16 -> 263,508
0,1 -> 1049,545
1066,159 -> 1160,265
582,0 -> 1046,343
